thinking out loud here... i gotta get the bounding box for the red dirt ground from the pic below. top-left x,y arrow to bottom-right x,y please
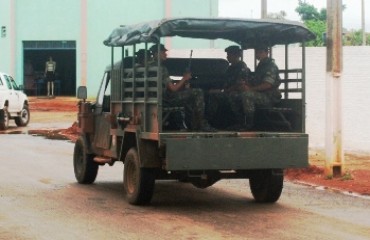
28,97 -> 370,196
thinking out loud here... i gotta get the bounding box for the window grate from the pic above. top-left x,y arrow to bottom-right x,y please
23,41 -> 76,50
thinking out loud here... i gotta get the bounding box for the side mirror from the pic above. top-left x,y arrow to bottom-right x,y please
77,86 -> 87,101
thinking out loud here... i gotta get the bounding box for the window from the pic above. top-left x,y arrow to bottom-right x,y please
4,75 -> 19,90
97,72 -> 111,107
4,75 -> 12,89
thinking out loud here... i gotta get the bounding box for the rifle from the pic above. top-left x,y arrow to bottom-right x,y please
186,49 -> 193,72
185,50 -> 193,88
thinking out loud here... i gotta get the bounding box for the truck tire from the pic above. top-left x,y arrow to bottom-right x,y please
123,147 -> 156,205
0,107 -> 9,130
249,169 -> 284,203
73,136 -> 98,184
15,105 -> 30,127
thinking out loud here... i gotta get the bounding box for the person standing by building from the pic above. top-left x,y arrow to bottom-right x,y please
44,56 -> 56,97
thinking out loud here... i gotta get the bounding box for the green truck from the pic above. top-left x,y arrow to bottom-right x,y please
73,18 -> 315,205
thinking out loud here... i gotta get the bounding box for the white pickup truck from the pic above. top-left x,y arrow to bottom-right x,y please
0,72 -> 30,130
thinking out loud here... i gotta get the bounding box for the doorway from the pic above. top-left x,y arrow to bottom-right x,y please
23,41 -> 76,96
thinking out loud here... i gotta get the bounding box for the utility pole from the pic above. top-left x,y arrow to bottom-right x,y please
325,0 -> 344,177
80,0 -> 88,86
362,0 -> 366,46
261,0 -> 267,18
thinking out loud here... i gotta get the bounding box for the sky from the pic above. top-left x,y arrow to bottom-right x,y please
219,0 -> 369,31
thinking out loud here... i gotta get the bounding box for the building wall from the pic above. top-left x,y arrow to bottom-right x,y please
0,0 -> 13,74
271,46 -> 370,152
275,46 -> 370,153
14,0 -> 80,87
0,0 -> 218,95
86,0 -> 168,94
170,46 -> 370,153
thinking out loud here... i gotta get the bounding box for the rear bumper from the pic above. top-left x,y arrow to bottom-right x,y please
163,132 -> 308,171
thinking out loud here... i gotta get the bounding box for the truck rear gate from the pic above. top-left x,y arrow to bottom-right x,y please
164,133 -> 308,170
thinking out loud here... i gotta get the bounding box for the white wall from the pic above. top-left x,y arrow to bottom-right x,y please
170,46 -> 370,153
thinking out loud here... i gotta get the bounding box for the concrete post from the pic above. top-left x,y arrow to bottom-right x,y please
165,0 -> 172,49
362,0 -> 366,46
261,0 -> 267,18
325,0 -> 344,177
80,0 -> 88,86
10,0 -> 16,77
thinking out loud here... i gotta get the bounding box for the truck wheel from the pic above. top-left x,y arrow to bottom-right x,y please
249,169 -> 284,203
73,136 -> 98,184
123,147 -> 156,205
15,105 -> 30,127
0,107 -> 9,130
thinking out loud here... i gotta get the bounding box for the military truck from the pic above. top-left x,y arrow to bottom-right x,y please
73,18 -> 315,205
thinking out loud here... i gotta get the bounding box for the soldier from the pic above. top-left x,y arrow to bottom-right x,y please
150,44 -> 214,131
240,45 -> 282,129
135,49 -> 149,67
207,45 -> 250,129
223,45 -> 250,92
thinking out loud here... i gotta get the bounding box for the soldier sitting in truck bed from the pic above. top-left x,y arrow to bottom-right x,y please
241,45 -> 282,129
208,45 -> 251,130
150,44 -> 215,132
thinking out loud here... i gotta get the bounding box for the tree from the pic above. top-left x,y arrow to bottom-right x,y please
304,20 -> 326,46
295,0 -> 326,21
295,1 -> 361,46
295,0 -> 326,46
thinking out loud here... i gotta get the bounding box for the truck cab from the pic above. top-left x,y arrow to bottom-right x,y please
73,18 -> 315,205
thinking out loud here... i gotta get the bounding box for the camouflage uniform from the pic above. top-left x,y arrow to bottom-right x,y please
207,61 -> 250,128
241,57 -> 282,126
159,64 -> 207,130
224,61 -> 249,90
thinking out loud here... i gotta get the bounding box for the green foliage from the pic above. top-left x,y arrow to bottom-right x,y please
295,1 -> 367,46
344,30 -> 370,46
295,0 -> 326,21
304,20 -> 326,46
295,1 -> 327,46
344,30 -> 362,46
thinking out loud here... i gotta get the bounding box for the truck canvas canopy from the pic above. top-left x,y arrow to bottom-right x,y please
103,17 -> 315,47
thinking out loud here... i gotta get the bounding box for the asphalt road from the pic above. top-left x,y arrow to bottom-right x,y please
1,134 -> 370,240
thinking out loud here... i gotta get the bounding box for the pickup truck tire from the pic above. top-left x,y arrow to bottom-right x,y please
0,107 -> 9,130
15,105 -> 30,127
123,147 -> 156,205
249,169 -> 284,203
73,136 -> 99,184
